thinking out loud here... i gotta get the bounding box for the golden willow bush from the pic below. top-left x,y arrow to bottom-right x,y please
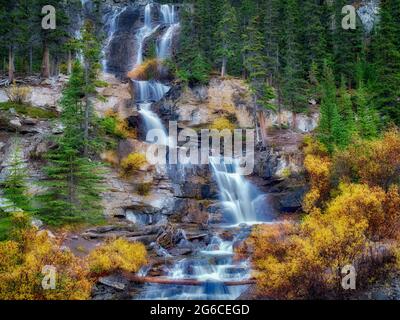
0,220 -> 91,300
209,118 -> 236,131
243,129 -> 400,299
120,153 -> 148,177
88,238 -> 147,275
0,214 -> 148,300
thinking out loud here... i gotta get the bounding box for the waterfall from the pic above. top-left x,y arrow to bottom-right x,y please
160,4 -> 176,24
98,3 -> 270,301
102,7 -> 126,71
135,3 -> 159,66
133,80 -> 170,103
157,5 -> 179,60
132,4 -> 179,147
209,157 -> 262,225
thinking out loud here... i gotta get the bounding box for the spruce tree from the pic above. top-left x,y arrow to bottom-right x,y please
242,15 -> 276,115
301,0 -> 328,72
370,0 -> 400,125
281,0 -> 308,114
215,0 -> 239,77
176,6 -> 209,85
31,0 -> 70,78
337,77 -> 355,145
332,0 -> 364,87
262,0 -> 282,85
36,62 -> 104,225
317,62 -> 343,153
355,83 -> 378,139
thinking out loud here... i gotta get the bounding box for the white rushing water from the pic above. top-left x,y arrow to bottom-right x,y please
135,3 -> 160,66
132,3 -> 179,147
157,5 -> 179,59
102,6 -> 126,71
209,157 -> 263,225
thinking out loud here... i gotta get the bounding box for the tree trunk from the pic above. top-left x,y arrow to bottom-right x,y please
41,40 -> 50,78
221,57 -> 227,78
8,46 -> 15,83
122,273 -> 257,286
67,50 -> 72,75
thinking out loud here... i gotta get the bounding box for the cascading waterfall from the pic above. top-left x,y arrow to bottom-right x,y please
132,3 -> 180,145
157,5 -> 179,59
134,80 -> 170,103
99,2 -> 270,300
102,6 -> 126,71
209,157 -> 263,225
135,3 -> 159,66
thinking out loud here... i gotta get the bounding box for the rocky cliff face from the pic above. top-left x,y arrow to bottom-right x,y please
0,73 -> 315,220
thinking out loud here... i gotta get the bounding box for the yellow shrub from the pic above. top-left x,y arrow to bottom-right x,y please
0,228 -> 92,300
87,238 -> 147,275
303,154 -> 331,212
127,59 -> 160,80
5,83 -> 31,104
247,180 -> 400,299
120,153 -> 147,176
333,129 -> 400,190
209,118 -> 235,131
246,205 -> 368,299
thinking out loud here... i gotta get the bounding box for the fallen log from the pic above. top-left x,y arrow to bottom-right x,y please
122,272 -> 256,286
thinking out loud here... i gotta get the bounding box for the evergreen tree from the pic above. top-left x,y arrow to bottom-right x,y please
355,83 -> 378,139
262,0 -> 282,85
80,20 -> 102,156
215,0 -> 239,77
243,15 -> 276,114
176,6 -> 210,85
36,62 -> 104,225
317,62 -> 343,153
337,77 -> 355,145
301,0 -> 328,72
0,0 -> 29,82
281,0 -> 308,113
370,0 -> 400,125
31,0 -> 70,78
332,0 -> 364,87
3,143 -> 32,213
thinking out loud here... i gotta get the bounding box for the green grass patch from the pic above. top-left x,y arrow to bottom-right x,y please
0,102 -> 58,119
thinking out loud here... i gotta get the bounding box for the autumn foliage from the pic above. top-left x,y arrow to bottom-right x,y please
0,215 -> 91,300
87,238 -> 147,275
120,153 -> 148,177
245,129 -> 400,299
128,59 -> 160,80
0,214 -> 148,300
